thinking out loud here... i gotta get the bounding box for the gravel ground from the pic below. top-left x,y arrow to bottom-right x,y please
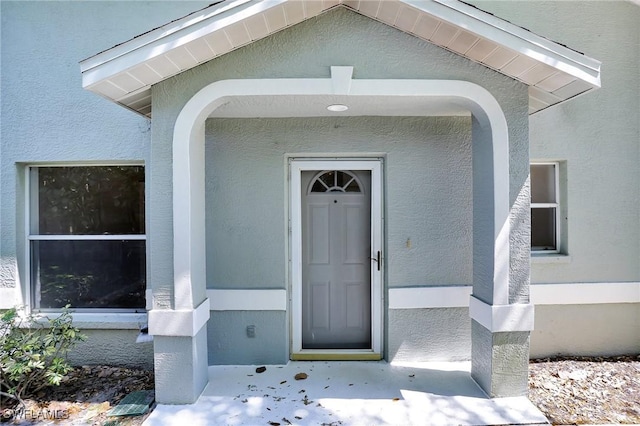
2,366 -> 153,425
2,355 -> 639,425
528,355 -> 640,425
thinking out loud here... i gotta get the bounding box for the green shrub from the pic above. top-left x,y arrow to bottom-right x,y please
0,306 -> 86,406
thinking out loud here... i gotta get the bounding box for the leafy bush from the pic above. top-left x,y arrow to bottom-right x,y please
0,306 -> 86,406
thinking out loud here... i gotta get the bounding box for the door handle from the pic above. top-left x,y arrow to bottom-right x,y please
370,250 -> 381,271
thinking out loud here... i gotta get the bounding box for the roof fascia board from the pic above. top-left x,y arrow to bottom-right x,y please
82,0 -> 287,88
81,0 -> 252,72
79,0 -> 602,116
404,0 -> 601,87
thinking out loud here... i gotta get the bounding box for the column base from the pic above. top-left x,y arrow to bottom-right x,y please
154,328 -> 208,404
471,319 -> 530,397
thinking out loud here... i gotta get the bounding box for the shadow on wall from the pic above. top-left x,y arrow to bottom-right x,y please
387,307 -> 472,363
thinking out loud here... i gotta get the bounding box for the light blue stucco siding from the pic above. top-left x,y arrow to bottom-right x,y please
2,0 -> 637,384
0,1 -> 207,369
471,0 -> 640,358
205,116 -> 472,363
152,7 -> 529,366
206,116 -> 473,290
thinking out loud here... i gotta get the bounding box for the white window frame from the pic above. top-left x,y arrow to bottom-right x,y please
25,163 -> 147,315
530,161 -> 560,254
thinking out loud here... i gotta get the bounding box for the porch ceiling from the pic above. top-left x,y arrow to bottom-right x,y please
80,0 -> 601,118
209,94 -> 471,118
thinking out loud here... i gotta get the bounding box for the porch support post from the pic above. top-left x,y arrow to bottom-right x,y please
148,100 -> 212,404
471,321 -> 531,396
149,299 -> 210,403
469,111 -> 534,397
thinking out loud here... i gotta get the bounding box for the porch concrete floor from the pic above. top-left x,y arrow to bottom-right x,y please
143,361 -> 549,425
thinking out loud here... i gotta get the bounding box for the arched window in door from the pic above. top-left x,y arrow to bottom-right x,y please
308,170 -> 363,193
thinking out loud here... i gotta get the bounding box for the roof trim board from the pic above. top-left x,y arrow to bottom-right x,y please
80,0 -> 281,84
409,0 -> 600,85
80,0 -> 601,118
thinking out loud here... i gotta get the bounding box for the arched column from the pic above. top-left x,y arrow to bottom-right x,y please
148,67 -> 534,403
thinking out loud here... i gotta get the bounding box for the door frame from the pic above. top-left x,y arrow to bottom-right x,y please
289,158 -> 383,359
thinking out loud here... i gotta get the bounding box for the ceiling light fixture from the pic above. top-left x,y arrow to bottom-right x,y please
327,104 -> 348,112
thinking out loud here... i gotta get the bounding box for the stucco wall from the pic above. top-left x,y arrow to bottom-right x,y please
531,304 -> 640,358
150,7 -> 529,363
7,1 -> 633,369
204,115 -> 473,363
469,0 -> 640,357
205,116 -> 473,290
468,0 -> 640,284
0,1 -> 208,366
68,330 -> 154,370
208,311 -> 287,365
389,308 -> 471,362
151,7 -> 528,304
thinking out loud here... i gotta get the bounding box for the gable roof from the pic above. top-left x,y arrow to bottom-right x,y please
80,0 -> 601,118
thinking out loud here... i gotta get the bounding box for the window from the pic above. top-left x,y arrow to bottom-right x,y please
530,162 -> 560,253
28,165 -> 145,310
309,170 -> 362,193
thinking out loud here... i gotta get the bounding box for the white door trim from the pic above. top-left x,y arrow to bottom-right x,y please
289,159 -> 383,357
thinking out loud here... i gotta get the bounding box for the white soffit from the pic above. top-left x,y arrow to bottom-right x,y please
80,0 -> 601,118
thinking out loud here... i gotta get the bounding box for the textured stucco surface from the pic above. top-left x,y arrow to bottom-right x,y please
0,1 -> 208,365
471,320 -> 493,393
531,304 -> 640,358
388,308 -> 471,362
490,331 -> 530,397
153,328 -> 209,404
468,0 -> 640,361
6,0 -> 636,396
67,330 -> 154,370
208,311 -> 287,365
204,114 -> 479,366
149,6 -> 530,397
468,1 -> 640,284
471,320 -> 529,397
205,116 -> 473,290
1,2 -> 142,291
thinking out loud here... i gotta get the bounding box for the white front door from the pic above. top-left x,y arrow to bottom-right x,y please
301,170 -> 372,349
290,159 -> 383,359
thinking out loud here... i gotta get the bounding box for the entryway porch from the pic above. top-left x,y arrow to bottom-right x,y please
143,361 -> 548,425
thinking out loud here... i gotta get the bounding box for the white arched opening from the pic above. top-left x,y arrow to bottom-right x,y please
149,66 -> 534,403
172,68 -> 510,307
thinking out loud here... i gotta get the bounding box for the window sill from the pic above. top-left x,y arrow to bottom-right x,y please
531,254 -> 571,264
32,312 -> 147,330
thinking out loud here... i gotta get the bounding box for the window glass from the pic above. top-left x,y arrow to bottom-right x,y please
530,162 -> 559,253
31,166 -> 144,235
29,166 -> 146,310
311,180 -> 327,193
309,171 -> 362,193
32,240 -> 146,309
531,207 -> 556,250
531,164 -> 556,204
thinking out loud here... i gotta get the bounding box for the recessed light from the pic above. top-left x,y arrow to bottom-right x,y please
327,104 -> 348,112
